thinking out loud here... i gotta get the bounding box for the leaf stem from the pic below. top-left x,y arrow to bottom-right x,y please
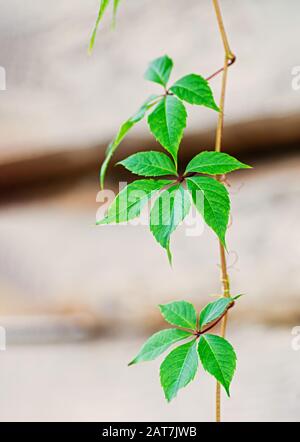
205,57 -> 236,82
211,0 -> 235,423
194,301 -> 234,337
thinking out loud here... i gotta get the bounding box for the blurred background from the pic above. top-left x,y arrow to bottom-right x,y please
0,0 -> 300,422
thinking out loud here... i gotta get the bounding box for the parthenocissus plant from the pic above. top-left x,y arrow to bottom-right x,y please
90,0 -> 252,422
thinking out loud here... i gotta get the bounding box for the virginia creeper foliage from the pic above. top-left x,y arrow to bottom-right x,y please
97,55 -> 251,262
92,4 -> 251,405
129,297 -> 241,400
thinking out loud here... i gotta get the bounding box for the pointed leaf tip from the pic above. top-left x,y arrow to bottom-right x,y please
112,0 -> 121,26
150,184 -> 191,259
232,294 -> 244,300
167,244 -> 173,266
97,179 -> 172,224
148,96 -> 187,164
89,0 -> 110,53
129,328 -> 192,366
199,297 -> 234,330
159,301 -> 197,330
119,151 -> 177,177
198,334 -> 236,396
100,95 -> 159,188
170,74 -> 219,111
186,151 -> 251,176
160,340 -> 198,401
186,176 -> 230,246
144,55 -> 174,87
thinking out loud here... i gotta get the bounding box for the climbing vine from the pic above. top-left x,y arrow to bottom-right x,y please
91,0 -> 251,422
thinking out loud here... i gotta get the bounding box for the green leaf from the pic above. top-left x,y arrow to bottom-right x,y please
97,179 -> 171,224
233,294 -> 244,301
198,334 -> 236,396
128,328 -> 192,366
118,151 -> 177,177
144,55 -> 173,87
170,74 -> 219,111
112,0 -> 121,27
148,96 -> 187,165
150,184 -> 191,262
159,301 -> 197,330
186,176 -> 230,246
185,151 -> 251,175
199,298 -> 234,330
100,95 -> 159,188
160,340 -> 198,402
89,0 -> 110,54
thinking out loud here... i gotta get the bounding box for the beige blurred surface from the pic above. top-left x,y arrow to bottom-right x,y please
0,326 -> 299,422
0,0 -> 300,159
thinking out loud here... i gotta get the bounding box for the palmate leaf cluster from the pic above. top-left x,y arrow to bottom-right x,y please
90,6 -> 252,405
129,298 -> 241,401
97,56 -> 250,262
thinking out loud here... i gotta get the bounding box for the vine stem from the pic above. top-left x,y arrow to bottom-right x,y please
212,0 -> 235,423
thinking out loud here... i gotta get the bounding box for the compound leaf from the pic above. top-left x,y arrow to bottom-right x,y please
170,74 -> 219,111
128,328 -> 192,366
160,340 -> 198,402
144,55 -> 173,87
199,298 -> 234,330
148,96 -> 187,165
186,176 -> 230,247
150,184 -> 191,262
186,151 -> 251,175
159,301 -> 197,330
97,179 -> 171,224
118,151 -> 177,177
198,334 -> 236,396
100,95 -> 159,188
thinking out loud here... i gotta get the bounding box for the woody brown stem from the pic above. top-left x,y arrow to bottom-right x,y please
211,0 -> 235,423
